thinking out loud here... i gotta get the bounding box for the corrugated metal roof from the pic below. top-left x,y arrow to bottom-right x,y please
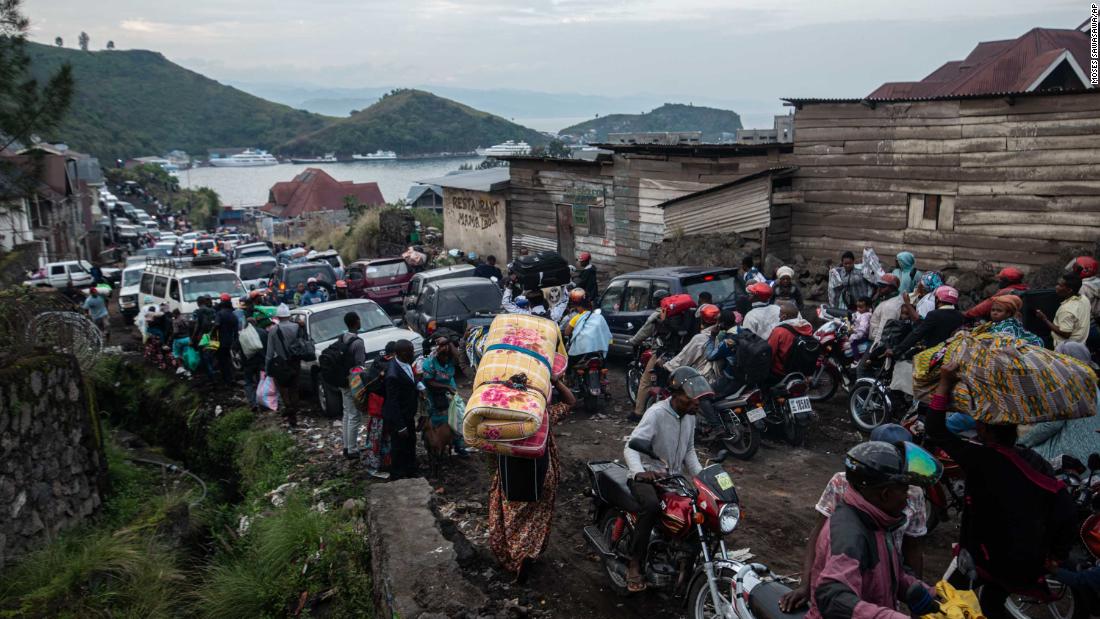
658,167 -> 797,209
782,85 -> 1099,106
417,167 -> 510,192
663,175 -> 772,239
591,142 -> 792,156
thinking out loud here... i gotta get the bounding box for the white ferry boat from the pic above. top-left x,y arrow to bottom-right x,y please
290,152 -> 338,164
476,140 -> 531,157
352,150 -> 397,160
209,149 -> 279,167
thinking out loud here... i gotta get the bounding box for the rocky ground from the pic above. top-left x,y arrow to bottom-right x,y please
110,305 -> 958,618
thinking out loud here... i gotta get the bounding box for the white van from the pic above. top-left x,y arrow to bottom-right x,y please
118,264 -> 145,321
139,256 -> 246,315
235,255 -> 277,291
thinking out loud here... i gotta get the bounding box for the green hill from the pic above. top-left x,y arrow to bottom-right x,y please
277,89 -> 547,156
24,42 -> 331,162
560,103 -> 743,142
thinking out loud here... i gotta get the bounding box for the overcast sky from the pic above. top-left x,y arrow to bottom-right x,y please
24,0 -> 1086,126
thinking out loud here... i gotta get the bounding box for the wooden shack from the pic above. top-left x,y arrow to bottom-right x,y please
505,143 -> 790,276
783,89 -> 1100,270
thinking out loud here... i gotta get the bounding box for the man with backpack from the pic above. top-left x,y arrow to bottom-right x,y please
319,312 -> 367,460
768,302 -> 818,377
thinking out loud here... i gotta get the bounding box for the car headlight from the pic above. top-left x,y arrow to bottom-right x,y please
719,503 -> 740,534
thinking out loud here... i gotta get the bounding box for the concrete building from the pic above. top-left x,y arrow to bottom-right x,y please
735,112 -> 794,145
418,168 -> 510,261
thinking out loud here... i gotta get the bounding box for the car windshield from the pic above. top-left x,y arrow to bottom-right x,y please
321,255 -> 341,269
239,260 -> 276,280
683,271 -> 741,304
181,273 -> 245,302
437,285 -> 501,316
122,269 -> 143,286
308,304 -> 393,342
365,261 -> 407,279
284,265 -> 336,288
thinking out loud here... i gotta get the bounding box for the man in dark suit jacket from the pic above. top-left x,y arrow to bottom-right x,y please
382,339 -> 421,479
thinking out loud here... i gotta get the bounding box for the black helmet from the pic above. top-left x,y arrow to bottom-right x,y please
668,366 -> 714,400
845,441 -> 942,488
652,289 -> 671,304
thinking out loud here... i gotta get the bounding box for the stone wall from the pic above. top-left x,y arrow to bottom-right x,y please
0,353 -> 106,568
378,209 -> 414,257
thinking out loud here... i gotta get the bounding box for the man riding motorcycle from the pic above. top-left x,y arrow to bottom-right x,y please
623,366 -> 713,592
657,304 -> 722,426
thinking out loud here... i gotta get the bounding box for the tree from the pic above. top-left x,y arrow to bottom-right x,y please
546,139 -> 570,158
54,36 -> 61,47
106,40 -> 114,50
78,31 -> 88,51
0,0 -> 75,192
343,194 -> 368,220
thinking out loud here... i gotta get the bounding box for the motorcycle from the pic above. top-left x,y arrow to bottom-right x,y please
584,438 -> 802,619
808,307 -> 857,402
900,413 -> 966,533
704,385 -> 765,460
626,343 -> 654,407
759,373 -> 814,447
572,352 -> 611,414
847,346 -> 918,433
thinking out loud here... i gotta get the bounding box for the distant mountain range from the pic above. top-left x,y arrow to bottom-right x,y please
276,89 -> 547,156
23,44 -> 545,161
559,103 -> 744,142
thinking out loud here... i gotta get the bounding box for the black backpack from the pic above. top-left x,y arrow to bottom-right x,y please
778,325 -> 820,375
729,329 -> 773,385
319,333 -> 356,388
359,358 -> 389,396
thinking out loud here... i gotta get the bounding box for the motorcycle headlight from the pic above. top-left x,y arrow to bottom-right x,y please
719,503 -> 740,534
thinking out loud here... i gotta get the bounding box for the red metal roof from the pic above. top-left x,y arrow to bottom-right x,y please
260,168 -> 385,219
868,27 -> 1092,99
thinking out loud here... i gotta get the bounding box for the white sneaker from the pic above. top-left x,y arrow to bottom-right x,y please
367,469 -> 390,480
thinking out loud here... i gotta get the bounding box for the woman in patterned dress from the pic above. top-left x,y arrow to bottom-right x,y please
488,376 -> 576,577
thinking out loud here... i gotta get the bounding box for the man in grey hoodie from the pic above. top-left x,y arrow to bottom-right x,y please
622,366 -> 713,591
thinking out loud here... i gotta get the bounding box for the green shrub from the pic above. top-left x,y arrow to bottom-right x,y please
408,207 -> 443,231
204,408 -> 255,474
236,428 -> 297,501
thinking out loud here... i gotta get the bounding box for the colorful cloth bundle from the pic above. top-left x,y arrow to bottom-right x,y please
913,330 -> 1097,424
463,314 -> 565,457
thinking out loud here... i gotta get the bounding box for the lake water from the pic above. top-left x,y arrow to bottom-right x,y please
180,156 -> 486,207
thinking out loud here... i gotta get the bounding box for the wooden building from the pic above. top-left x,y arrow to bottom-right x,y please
782,88 -> 1100,270
505,143 -> 790,276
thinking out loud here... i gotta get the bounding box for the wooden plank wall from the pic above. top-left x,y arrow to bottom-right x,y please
787,91 -> 1100,271
508,149 -> 786,277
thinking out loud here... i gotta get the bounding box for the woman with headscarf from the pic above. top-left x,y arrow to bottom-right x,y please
892,251 -> 921,296
910,271 -> 943,318
986,295 -> 1043,346
773,265 -> 804,310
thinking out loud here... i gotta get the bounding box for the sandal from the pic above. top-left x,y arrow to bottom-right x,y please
626,572 -> 647,593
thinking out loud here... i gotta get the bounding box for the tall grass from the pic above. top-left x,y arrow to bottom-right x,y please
236,427 -> 297,502
408,207 -> 443,231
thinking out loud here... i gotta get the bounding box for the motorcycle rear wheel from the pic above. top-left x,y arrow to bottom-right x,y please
849,383 -> 889,433
1001,579 -> 1085,619
688,566 -> 737,619
721,415 -> 760,460
626,368 -> 640,406
783,417 -> 806,447
598,512 -> 632,596
584,391 -> 599,414
808,363 -> 840,402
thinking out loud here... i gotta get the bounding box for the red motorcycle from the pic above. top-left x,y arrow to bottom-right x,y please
584,438 -> 745,615
808,306 -> 856,402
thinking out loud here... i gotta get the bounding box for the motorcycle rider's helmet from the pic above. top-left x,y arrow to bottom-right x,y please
869,423 -> 912,445
845,440 -> 942,488
668,366 -> 714,400
1073,256 -> 1099,279
747,282 -> 772,302
698,303 -> 720,325
1080,514 -> 1100,559
652,289 -> 670,304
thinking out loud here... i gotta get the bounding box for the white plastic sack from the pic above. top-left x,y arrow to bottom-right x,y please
861,248 -> 885,285
240,324 -> 263,358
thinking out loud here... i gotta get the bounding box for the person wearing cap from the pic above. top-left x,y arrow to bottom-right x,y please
986,295 -> 1043,346
798,440 -> 940,619
890,285 -> 965,360
659,304 -> 722,383
779,424 -> 931,612
239,310 -> 269,412
333,279 -> 349,300
627,289 -> 672,421
573,251 -> 598,301
266,303 -> 303,427
741,282 -> 780,337
623,366 -> 712,592
829,250 -> 874,311
1069,256 -> 1100,323
927,364 -> 1076,619
298,277 -> 329,306
868,274 -> 904,345
908,271 -> 943,318
1017,342 -> 1100,463
1037,273 -> 1091,347
964,266 -> 1029,320
773,265 -> 804,310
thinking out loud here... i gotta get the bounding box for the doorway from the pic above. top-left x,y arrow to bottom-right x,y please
556,204 -> 574,259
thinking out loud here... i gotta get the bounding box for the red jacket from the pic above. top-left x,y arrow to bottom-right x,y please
768,319 -> 813,376
964,283 -> 1028,319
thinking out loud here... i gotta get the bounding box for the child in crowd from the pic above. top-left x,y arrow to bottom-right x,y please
848,296 -> 873,360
